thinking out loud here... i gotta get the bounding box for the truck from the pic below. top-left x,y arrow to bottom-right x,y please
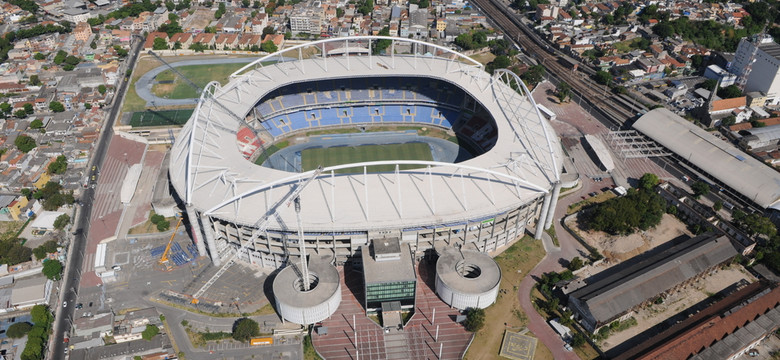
250,337 -> 273,346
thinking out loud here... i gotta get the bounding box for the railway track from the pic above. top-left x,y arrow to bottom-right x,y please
470,0 -> 641,125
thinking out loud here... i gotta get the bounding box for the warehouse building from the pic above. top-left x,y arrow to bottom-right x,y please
568,233 -> 737,333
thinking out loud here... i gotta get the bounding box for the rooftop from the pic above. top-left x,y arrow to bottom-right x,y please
435,245 -> 501,295
272,254 -> 340,307
569,233 -> 737,327
362,239 -> 416,284
633,108 -> 780,210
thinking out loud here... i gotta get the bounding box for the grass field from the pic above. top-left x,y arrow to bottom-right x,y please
152,63 -> 250,99
129,109 -> 194,127
464,235 -> 552,360
301,143 -> 433,173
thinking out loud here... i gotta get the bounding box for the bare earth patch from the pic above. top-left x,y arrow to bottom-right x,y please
566,213 -> 691,262
599,265 -> 756,351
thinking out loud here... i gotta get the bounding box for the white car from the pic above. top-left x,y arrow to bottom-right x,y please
62,301 -> 67,308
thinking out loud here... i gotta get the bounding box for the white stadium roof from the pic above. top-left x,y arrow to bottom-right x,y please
170,37 -> 563,232
633,108 -> 780,211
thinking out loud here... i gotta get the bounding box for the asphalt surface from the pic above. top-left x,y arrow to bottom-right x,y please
49,35 -> 144,360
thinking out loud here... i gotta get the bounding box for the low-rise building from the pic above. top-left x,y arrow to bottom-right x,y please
569,233 -> 737,333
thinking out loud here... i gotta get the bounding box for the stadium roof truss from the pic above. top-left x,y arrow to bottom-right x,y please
606,130 -> 671,159
170,37 -> 564,231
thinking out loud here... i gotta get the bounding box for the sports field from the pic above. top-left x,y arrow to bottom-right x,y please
130,109 -> 194,127
152,63 -> 248,99
301,143 -> 433,173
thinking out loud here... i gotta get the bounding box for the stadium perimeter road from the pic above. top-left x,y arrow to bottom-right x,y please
49,35 -> 144,360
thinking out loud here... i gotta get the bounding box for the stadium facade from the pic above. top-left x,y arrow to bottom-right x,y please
169,37 -> 564,269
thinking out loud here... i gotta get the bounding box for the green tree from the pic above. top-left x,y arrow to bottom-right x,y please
33,52 -> 45,60
156,220 -> 170,232
691,181 -> 710,199
85,103 -> 92,110
28,75 -> 40,86
90,40 -> 97,49
53,50 -> 67,65
520,65 -> 546,86
215,2 -> 226,18
14,109 -> 27,118
64,55 -> 80,66
713,200 -> 723,211
49,101 -> 65,112
30,305 -> 52,327
588,188 -> 666,235
173,41 -> 182,50
568,256 -> 584,271
652,22 -> 674,38
98,84 -> 107,95
242,0 -> 250,7
485,55 -> 511,74
189,43 -> 207,52
42,259 -> 63,281
15,135 -> 36,153
594,70 -> 612,85
556,81 -> 571,103
53,213 -> 70,230
0,102 -> 11,114
372,27 -> 391,54
142,324 -> 160,340
32,240 -> 58,261
638,173 -> 659,191
260,40 -> 277,53
232,318 -> 260,342
464,307 -> 485,332
701,78 -> 718,90
571,333 -> 586,347
720,115 -> 736,127
48,155 -> 68,174
6,322 -> 32,338
717,85 -> 743,99
30,119 -> 43,129
153,37 -> 169,50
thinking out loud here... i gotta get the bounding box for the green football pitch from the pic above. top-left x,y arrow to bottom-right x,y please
129,109 -> 193,127
301,143 -> 433,173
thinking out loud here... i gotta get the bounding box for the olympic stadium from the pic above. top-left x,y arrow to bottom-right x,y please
169,36 -> 564,272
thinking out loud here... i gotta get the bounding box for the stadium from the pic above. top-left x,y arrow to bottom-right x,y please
169,36 -> 564,270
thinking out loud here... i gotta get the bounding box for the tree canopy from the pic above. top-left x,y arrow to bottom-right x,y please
690,181 -> 710,199
6,322 -> 32,338
48,155 -> 67,174
586,187 -> 666,235
49,101 -> 65,112
638,173 -> 660,191
15,135 -> 36,153
53,213 -> 70,230
463,307 -> 485,332
142,325 -> 160,340
41,259 -> 62,281
232,318 -> 260,342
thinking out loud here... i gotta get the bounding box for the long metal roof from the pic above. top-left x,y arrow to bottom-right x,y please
633,108 -> 780,210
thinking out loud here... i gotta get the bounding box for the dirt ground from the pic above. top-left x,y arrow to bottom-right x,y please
600,265 -> 757,351
566,213 -> 692,262
182,9 -> 215,31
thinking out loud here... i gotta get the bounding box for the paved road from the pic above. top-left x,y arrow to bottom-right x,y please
49,35 -> 144,360
135,58 -> 256,107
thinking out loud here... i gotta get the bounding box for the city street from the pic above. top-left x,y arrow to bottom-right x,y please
49,35 -> 144,360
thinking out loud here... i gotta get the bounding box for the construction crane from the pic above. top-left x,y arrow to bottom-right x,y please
191,166 -> 323,303
159,217 -> 184,270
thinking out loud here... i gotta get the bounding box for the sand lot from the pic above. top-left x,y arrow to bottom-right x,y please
566,213 -> 692,262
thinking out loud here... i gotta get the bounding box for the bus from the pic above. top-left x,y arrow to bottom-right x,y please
250,337 -> 274,346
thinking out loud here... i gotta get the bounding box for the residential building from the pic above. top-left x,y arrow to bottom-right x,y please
733,34 -> 780,105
